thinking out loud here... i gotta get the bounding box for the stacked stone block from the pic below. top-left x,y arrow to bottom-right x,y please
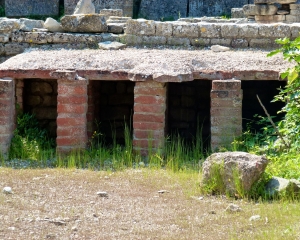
210,80 -> 242,151
133,81 -> 167,154
243,0 -> 300,23
0,78 -> 15,155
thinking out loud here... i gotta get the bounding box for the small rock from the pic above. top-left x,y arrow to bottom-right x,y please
74,0 -> 95,15
98,41 -> 126,50
249,215 -> 261,221
3,186 -> 12,194
44,17 -> 64,32
138,161 -> 145,167
208,210 -> 216,214
8,227 -> 15,231
71,226 -> 78,231
158,190 -> 169,194
211,45 -> 230,52
97,191 -> 108,197
226,204 -> 242,213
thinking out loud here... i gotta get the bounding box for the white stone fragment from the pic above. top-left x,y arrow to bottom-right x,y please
211,45 -> 230,52
249,215 -> 261,221
74,0 -> 95,15
3,186 -> 12,194
44,17 -> 64,33
98,41 -> 126,50
97,191 -> 108,197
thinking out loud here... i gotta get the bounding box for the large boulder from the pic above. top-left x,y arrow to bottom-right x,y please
202,152 -> 268,195
73,0 -> 95,15
61,14 -> 108,33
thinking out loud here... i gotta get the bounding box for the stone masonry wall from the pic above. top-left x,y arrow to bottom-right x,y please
0,17 -> 299,59
124,19 -> 300,48
139,0 -> 252,20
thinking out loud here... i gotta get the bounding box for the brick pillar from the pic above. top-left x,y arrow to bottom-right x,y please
15,79 -> 24,114
55,71 -> 88,152
211,80 -> 242,151
0,78 -> 15,155
87,81 -> 95,140
133,81 -> 167,155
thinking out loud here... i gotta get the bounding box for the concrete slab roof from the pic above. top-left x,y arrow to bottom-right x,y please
0,48 -> 293,81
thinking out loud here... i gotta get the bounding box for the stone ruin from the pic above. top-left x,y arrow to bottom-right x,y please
0,0 -> 297,155
243,0 -> 300,23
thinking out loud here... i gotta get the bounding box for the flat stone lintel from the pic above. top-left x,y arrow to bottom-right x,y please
0,69 -> 284,81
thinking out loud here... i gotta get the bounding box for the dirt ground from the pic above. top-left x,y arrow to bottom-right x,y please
0,168 -> 299,240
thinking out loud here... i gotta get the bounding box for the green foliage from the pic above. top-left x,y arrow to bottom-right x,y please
268,36 -> 300,152
0,6 -> 5,17
9,113 -> 55,160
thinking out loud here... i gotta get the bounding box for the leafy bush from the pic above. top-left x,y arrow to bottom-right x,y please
9,113 -> 55,160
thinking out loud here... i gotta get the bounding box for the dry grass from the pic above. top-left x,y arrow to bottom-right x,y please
0,168 -> 300,240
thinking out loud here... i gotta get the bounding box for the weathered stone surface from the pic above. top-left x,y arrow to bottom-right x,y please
290,4 -> 300,10
100,9 -> 123,17
190,38 -> 210,47
142,36 -> 167,45
44,18 -> 64,33
258,24 -> 291,38
231,38 -> 248,48
98,41 -> 126,50
19,19 -> 44,32
211,45 -> 230,52
189,0 -> 249,18
277,10 -> 289,15
155,22 -> 173,37
290,9 -> 300,15
123,34 -> 143,45
243,4 -> 256,17
291,23 -> 300,37
249,38 -> 272,48
5,0 -> 59,17
0,18 -> 20,33
172,22 -> 198,38
221,24 -> 239,38
0,34 -> 10,43
238,24 -> 259,38
286,14 -> 300,22
125,19 -> 155,36
107,23 -> 125,34
107,16 -> 131,24
199,23 -> 221,38
265,177 -> 300,196
231,8 -> 245,18
64,0 -> 133,17
139,0 -> 188,21
74,0 -> 95,14
61,14 -> 108,33
210,38 -> 232,46
4,43 -> 29,55
167,37 -> 190,46
202,152 -> 268,195
244,4 -> 279,18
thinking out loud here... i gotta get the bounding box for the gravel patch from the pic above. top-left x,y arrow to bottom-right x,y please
0,47 -> 293,77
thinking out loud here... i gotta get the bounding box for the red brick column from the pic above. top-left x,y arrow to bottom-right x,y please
133,81 -> 167,155
211,80 -> 242,151
0,78 -> 15,155
15,79 -> 24,114
55,71 -> 88,152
